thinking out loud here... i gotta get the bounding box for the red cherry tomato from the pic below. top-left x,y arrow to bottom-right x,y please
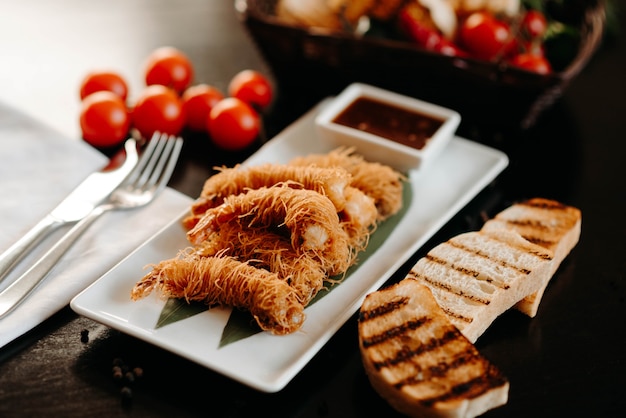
521,10 -> 548,39
181,84 -> 224,132
144,46 -> 194,93
208,97 -> 260,151
79,91 -> 130,148
397,6 -> 440,48
509,53 -> 552,74
459,12 -> 512,61
132,84 -> 185,138
79,70 -> 129,101
228,70 -> 273,110
398,7 -> 467,57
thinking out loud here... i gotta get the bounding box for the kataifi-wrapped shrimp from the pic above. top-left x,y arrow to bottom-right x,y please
131,251 -> 306,335
187,186 -> 354,274
340,186 -> 378,249
194,223 -> 331,305
289,146 -> 405,220
183,163 -> 353,229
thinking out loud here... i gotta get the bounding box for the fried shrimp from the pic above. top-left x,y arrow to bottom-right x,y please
289,147 -> 405,220
194,224 -> 331,305
187,186 -> 354,274
131,252 -> 306,335
339,186 -> 378,251
133,150 -> 405,335
184,164 -> 353,229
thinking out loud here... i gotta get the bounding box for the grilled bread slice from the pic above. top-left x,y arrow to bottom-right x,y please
406,229 -> 554,343
481,198 -> 582,317
359,279 -> 509,418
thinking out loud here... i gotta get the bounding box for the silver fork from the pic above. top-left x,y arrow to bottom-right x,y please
0,132 -> 183,319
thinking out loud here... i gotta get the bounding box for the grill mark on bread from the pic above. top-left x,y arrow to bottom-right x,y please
427,253 -> 511,289
520,235 -> 556,248
450,235 -> 553,271
407,269 -> 492,305
478,230 -> 553,261
440,307 -> 474,324
502,218 -> 551,230
493,218 -> 561,249
523,199 -> 567,211
361,317 -> 431,348
446,240 -> 534,276
395,349 -> 479,388
394,338 -> 481,386
419,363 -> 509,407
427,253 -> 506,287
368,326 -> 461,370
359,294 -> 431,348
358,295 -> 408,321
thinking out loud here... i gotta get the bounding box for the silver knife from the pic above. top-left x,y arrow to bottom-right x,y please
0,138 -> 138,284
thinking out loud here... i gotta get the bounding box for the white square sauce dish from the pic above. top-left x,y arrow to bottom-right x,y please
315,83 -> 461,173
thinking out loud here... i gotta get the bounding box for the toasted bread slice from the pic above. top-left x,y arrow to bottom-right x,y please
406,229 -> 554,343
481,198 -> 582,317
359,279 -> 509,418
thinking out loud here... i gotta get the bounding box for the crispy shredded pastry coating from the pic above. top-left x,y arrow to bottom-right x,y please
132,148 -> 404,335
131,252 -> 306,335
289,146 -> 405,220
187,185 -> 354,274
184,164 -> 353,229
193,224 -> 330,305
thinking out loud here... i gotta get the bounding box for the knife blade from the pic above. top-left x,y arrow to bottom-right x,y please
0,138 -> 138,284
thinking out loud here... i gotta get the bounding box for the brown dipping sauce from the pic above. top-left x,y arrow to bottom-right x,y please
332,97 -> 444,150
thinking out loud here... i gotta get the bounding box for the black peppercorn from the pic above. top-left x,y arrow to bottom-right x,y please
112,366 -> 123,381
132,367 -> 144,378
124,371 -> 135,384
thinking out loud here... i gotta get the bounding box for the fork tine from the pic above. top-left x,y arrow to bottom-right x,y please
147,135 -> 182,192
124,131 -> 163,186
145,135 -> 175,188
135,133 -> 168,188
124,132 -> 183,195
155,136 -> 183,193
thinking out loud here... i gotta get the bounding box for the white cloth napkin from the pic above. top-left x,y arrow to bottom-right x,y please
0,104 -> 193,348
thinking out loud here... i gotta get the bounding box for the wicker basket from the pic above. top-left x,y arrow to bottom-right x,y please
236,0 -> 605,130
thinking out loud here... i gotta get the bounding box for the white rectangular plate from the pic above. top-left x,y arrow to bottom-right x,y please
71,101 -> 508,393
